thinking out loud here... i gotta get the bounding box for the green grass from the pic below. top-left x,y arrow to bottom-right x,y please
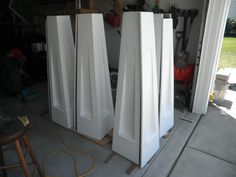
218,37 -> 236,69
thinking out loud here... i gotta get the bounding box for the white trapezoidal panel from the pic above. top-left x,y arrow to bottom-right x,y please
76,14 -> 114,140
112,12 -> 159,168
140,12 -> 160,168
46,16 -> 75,129
157,16 -> 174,138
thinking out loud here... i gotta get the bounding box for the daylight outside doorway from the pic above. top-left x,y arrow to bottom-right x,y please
213,5 -> 236,118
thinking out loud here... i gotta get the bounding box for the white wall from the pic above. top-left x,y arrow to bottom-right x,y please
21,0 -> 205,68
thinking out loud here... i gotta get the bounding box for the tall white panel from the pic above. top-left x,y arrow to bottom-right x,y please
46,16 -> 75,129
76,14 -> 114,140
156,16 -> 174,138
112,12 -> 159,168
140,13 -> 160,168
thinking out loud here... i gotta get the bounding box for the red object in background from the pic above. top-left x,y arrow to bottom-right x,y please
9,48 -> 24,59
105,13 -> 121,27
174,64 -> 194,82
8,48 -> 26,63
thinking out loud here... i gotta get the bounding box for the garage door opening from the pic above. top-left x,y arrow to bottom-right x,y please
212,13 -> 236,118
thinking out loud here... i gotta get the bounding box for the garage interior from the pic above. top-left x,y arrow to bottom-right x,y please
0,0 -> 236,177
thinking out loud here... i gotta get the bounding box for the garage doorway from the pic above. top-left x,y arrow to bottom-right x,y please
212,13 -> 236,118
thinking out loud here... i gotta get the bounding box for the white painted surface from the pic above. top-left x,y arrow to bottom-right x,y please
46,16 -> 75,129
217,68 -> 236,84
112,12 -> 141,165
140,13 -> 160,168
76,14 -> 114,140
112,12 -> 159,168
192,0 -> 231,114
157,16 -> 174,137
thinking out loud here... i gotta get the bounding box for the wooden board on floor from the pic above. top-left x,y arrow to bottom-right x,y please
143,113 -> 200,177
41,111 -> 50,119
80,129 -> 113,146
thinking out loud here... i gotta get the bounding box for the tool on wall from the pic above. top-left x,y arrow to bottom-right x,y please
174,9 -> 198,108
174,30 -> 191,83
184,9 -> 198,50
174,31 -> 183,59
182,10 -> 189,50
8,0 -> 29,25
175,9 -> 198,69
168,3 -> 180,29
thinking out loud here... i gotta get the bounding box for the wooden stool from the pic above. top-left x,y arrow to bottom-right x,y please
0,118 -> 44,177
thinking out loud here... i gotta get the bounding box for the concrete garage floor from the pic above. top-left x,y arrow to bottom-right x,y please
169,105 -> 236,177
1,81 -> 236,177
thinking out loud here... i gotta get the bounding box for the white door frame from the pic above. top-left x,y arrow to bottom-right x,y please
192,0 -> 231,114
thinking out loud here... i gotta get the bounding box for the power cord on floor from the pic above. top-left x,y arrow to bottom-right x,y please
16,117 -> 96,177
30,127 -> 96,177
42,149 -> 78,177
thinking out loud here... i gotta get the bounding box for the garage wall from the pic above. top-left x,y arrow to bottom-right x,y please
157,0 -> 204,65
94,0 -> 205,68
17,0 -> 205,69
92,0 -> 137,69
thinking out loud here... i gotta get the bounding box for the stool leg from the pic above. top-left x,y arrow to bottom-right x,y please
0,146 -> 7,177
14,140 -> 31,177
22,135 -> 44,177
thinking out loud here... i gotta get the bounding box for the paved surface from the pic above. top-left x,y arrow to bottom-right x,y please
170,147 -> 236,177
0,82 -> 197,177
170,106 -> 236,177
188,106 -> 236,164
142,112 -> 200,177
1,81 -> 236,177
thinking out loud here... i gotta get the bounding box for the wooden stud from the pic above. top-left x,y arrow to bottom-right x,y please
114,0 -> 121,15
163,131 -> 172,139
126,163 -> 137,175
104,152 -> 115,164
80,133 -> 112,146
